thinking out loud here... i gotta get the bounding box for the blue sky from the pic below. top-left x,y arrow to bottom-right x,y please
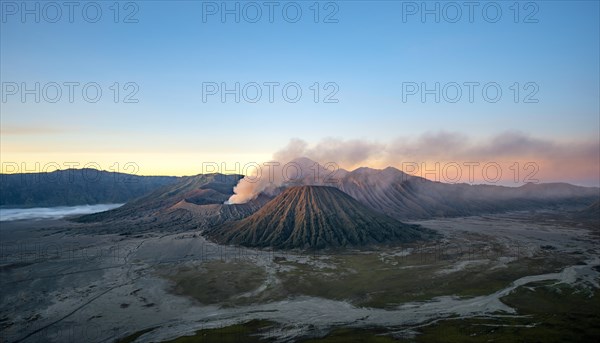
1,0 -> 599,183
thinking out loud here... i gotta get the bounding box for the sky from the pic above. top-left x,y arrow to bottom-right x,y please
1,0 -> 599,186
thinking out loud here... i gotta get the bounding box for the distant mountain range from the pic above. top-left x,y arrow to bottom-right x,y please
2,160 -> 598,245
335,166 -> 599,219
207,186 -> 431,249
225,158 -> 599,220
0,169 -> 178,207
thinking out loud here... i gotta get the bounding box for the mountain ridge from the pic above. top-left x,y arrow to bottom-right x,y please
4,162 -> 597,230
0,169 -> 179,207
74,173 -> 268,234
336,167 -> 599,219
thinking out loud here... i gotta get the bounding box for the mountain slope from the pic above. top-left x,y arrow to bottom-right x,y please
228,158 -> 599,220
75,173 -> 268,233
68,159 -> 599,235
0,169 -> 178,207
206,186 -> 430,249
336,166 -> 600,220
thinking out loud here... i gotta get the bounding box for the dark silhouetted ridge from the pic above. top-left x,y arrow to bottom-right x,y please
0,169 -> 178,207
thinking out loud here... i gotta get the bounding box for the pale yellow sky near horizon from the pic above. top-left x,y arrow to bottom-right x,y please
2,128 -> 598,186
0,152 -> 272,177
1,152 -> 598,187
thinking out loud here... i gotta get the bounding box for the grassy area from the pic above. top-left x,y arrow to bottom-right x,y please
274,250 -> 578,308
300,327 -> 401,342
414,283 -> 600,342
276,253 -> 445,307
152,245 -> 595,342
163,260 -> 267,306
161,320 -> 275,343
122,282 -> 599,342
116,327 -> 156,343
158,243 -> 580,309
119,321 -> 404,343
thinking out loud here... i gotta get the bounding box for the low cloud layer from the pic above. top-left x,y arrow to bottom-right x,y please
0,204 -> 123,222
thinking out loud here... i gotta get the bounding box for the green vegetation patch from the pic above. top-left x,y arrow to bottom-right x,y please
300,327 -> 401,342
415,283 -> 600,342
162,320 -> 275,343
163,260 -> 267,306
275,251 -> 579,308
149,322 -> 402,343
116,327 -> 156,343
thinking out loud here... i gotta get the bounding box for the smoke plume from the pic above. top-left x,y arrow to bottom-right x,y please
226,131 -> 599,204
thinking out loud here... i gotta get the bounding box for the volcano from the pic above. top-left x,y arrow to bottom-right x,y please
75,173 -> 269,234
206,185 -> 430,249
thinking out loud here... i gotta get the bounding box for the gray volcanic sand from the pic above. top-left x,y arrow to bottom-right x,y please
1,211 -> 598,343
